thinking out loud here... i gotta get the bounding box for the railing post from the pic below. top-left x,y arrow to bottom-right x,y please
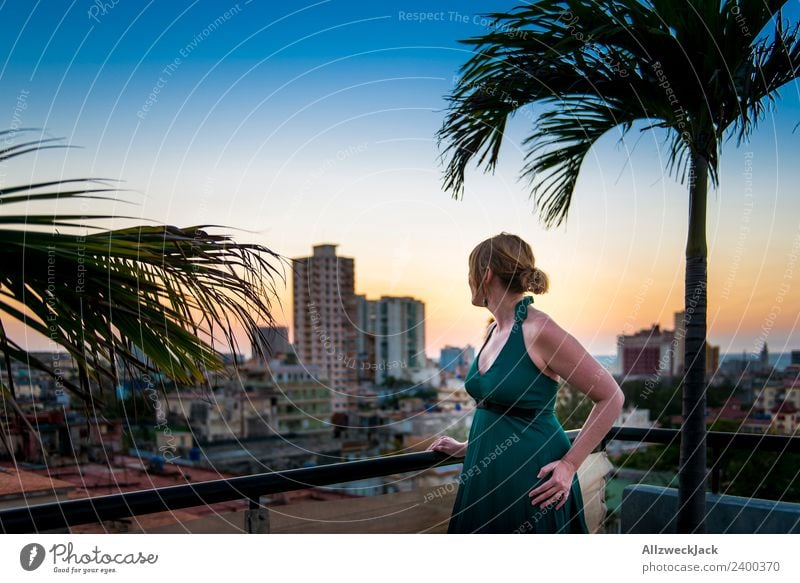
710,446 -> 720,495
246,496 -> 270,533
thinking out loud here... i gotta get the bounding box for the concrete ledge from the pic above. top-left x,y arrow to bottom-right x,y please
621,484 -> 800,533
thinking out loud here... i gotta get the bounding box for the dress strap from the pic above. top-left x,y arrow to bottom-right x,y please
513,295 -> 534,325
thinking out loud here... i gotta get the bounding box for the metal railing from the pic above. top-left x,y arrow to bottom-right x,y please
601,426 -> 800,494
1,426 -> 798,533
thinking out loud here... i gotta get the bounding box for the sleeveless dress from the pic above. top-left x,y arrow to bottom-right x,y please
447,295 -> 590,534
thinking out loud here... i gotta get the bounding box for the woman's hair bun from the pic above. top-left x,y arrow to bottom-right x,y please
527,266 -> 549,295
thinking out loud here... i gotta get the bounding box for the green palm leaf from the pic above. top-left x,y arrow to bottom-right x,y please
0,130 -> 287,413
438,0 -> 800,227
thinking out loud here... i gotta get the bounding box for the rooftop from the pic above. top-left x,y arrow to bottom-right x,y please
0,465 -> 73,499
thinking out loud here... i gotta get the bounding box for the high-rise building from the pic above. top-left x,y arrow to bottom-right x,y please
372,295 -> 426,385
354,295 -> 427,385
292,244 -> 358,413
355,294 -> 378,384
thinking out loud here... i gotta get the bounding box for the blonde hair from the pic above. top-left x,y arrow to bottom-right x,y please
468,232 -> 549,296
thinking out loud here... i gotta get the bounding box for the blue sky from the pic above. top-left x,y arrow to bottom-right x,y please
2,0 -> 800,358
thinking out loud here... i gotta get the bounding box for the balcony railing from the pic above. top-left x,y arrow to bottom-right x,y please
1,426 -> 799,534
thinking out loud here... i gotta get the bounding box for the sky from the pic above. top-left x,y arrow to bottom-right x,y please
1,0 -> 799,360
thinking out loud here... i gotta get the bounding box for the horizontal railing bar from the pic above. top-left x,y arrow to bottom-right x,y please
2,426 -> 798,533
602,426 -> 800,453
0,450 -> 460,534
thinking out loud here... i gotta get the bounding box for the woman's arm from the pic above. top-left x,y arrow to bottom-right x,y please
528,313 -> 625,471
524,312 -> 625,510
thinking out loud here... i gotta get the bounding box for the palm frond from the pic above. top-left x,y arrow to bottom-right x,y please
519,96 -> 637,228
0,130 -> 287,411
727,11 -> 800,144
438,0 -> 800,217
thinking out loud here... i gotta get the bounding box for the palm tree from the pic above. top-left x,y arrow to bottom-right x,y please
437,1 -> 799,533
0,129 -> 287,455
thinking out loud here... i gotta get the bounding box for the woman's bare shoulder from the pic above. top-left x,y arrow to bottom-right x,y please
522,304 -> 564,382
523,304 -> 566,336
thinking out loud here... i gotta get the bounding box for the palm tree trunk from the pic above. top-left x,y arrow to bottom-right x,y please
678,150 -> 709,533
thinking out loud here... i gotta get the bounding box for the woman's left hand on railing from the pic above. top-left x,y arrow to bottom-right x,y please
426,436 -> 467,457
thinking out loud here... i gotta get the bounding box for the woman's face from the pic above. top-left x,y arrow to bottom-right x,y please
469,270 -> 478,305
469,266 -> 490,307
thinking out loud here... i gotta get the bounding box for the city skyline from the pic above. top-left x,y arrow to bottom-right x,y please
1,1 -> 798,359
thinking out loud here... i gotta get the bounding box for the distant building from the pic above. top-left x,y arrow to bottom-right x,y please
165,388 -> 251,443
408,358 -> 443,386
220,353 -> 246,365
292,244 -> 358,413
672,311 -> 686,376
355,295 -> 426,385
672,310 -> 718,378
164,359 -> 333,442
618,311 -> 718,381
252,326 -> 291,361
706,343 -> 720,378
14,383 -> 44,401
616,408 -> 652,428
268,362 -> 332,435
437,377 -> 474,413
156,430 -> 193,454
740,416 -> 772,434
372,296 -> 426,385
605,408 -> 654,456
439,345 -> 475,376
617,323 -> 674,380
355,294 -> 378,384
792,350 -> 800,366
754,383 -> 800,413
707,397 -> 748,424
770,400 -> 799,435
0,409 -> 123,464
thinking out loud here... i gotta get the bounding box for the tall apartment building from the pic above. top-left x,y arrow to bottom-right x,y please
354,295 -> 426,385
292,244 -> 358,413
355,294 -> 378,384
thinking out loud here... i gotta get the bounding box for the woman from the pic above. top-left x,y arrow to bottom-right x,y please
428,232 -> 624,533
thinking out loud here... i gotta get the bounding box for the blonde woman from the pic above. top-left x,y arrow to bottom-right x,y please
428,232 -> 624,533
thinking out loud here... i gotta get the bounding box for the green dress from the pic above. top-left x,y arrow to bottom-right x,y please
447,295 -> 589,534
